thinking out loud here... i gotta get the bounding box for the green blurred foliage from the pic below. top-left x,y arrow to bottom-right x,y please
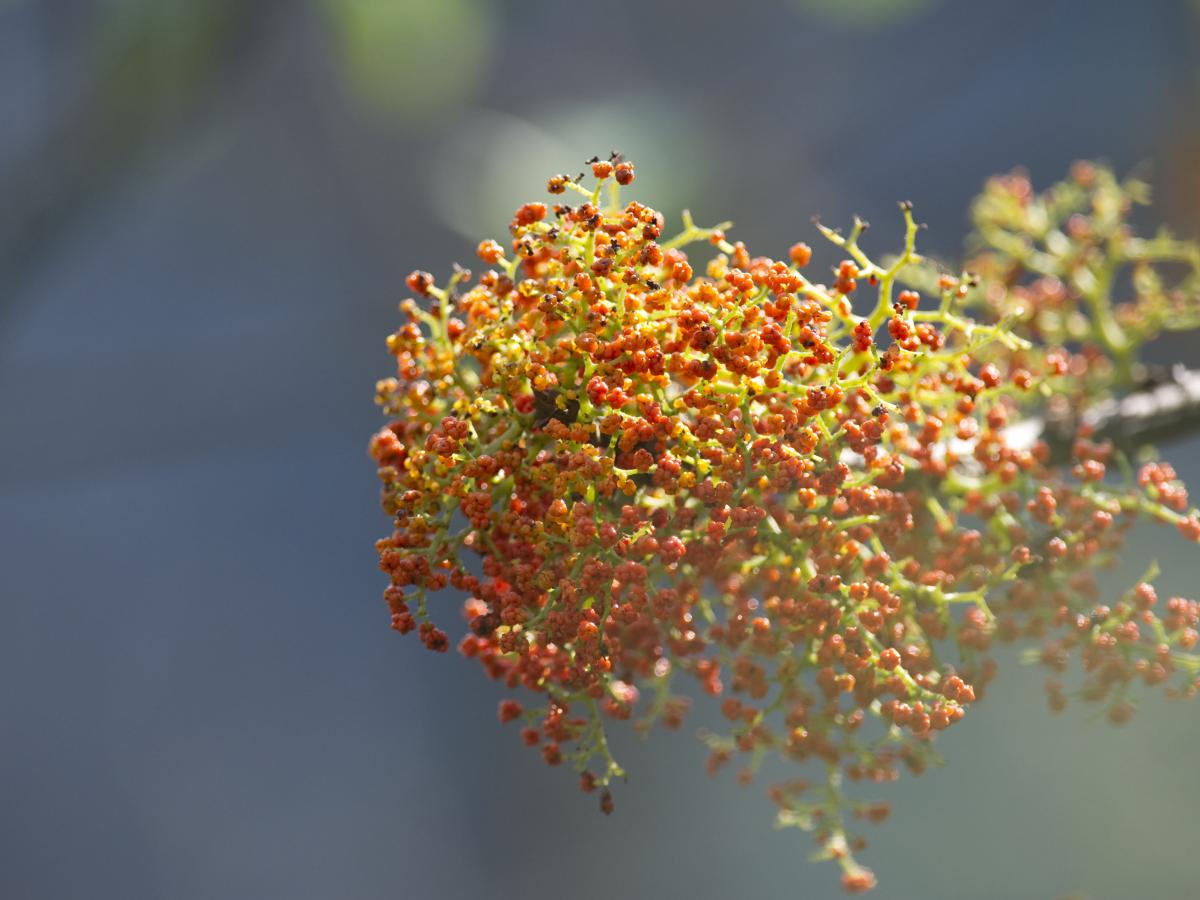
96,0 -> 246,122
320,0 -> 494,117
430,99 -> 716,243
789,0 -> 940,27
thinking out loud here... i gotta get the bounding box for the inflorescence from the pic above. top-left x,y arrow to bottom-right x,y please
370,156 -> 1200,892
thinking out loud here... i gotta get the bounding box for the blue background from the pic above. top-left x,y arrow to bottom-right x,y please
2,2 -> 1200,897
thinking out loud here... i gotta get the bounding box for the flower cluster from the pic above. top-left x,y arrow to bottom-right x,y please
370,156 -> 1200,892
904,162 -> 1200,413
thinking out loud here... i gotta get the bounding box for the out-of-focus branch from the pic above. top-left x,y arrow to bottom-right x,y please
1012,366 -> 1200,463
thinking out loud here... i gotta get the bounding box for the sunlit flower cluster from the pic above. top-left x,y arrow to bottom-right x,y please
370,156 -> 1200,892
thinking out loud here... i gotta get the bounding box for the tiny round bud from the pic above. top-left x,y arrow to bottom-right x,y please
406,270 -> 433,296
789,242 -> 813,267
476,239 -> 504,264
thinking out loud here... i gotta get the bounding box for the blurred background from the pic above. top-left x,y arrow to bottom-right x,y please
2,1 -> 1200,898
